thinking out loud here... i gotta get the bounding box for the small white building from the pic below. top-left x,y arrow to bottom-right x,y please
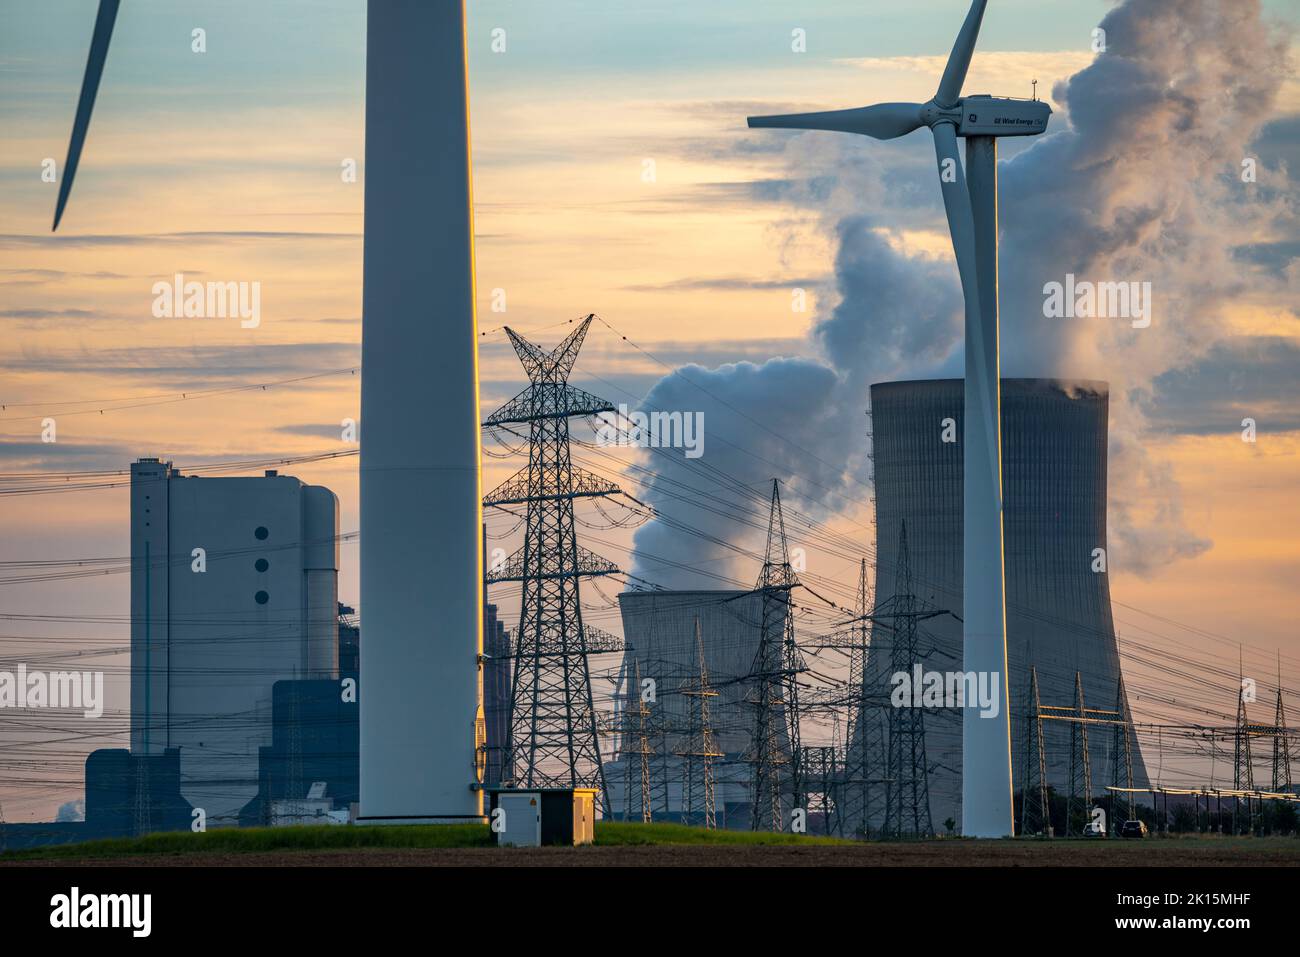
270,782 -> 348,826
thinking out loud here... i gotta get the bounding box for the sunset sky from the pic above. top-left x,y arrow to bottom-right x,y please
1,0 -> 1297,819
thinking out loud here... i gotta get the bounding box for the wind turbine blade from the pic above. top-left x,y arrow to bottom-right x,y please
935,0 -> 988,107
932,120 -> 999,499
935,120 -> 1000,484
930,123 -> 980,330
52,0 -> 121,232
747,103 -> 924,140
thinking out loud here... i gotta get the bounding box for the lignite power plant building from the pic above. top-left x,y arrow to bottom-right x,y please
855,378 -> 1148,833
130,459 -> 341,826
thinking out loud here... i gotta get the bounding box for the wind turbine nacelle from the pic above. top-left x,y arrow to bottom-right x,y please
957,95 -> 1050,137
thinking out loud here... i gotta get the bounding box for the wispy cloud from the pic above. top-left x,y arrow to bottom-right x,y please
3,341 -> 359,385
0,231 -> 360,249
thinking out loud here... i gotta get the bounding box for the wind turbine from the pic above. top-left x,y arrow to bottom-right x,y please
748,0 -> 1050,837
51,0 -> 486,825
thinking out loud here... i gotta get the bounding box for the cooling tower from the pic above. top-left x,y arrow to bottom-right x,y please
604,590 -> 791,827
358,0 -> 484,822
865,378 -> 1146,832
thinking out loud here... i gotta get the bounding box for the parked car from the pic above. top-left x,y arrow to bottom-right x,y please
1120,819 -> 1149,838
1082,820 -> 1108,838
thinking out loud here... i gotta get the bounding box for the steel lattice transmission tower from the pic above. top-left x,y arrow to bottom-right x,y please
880,521 -> 933,838
839,558 -> 884,837
677,618 -> 722,829
801,745 -> 843,835
1273,655 -> 1293,793
1231,651 -> 1256,835
620,658 -> 654,823
1065,671 -> 1093,836
484,316 -> 620,805
1019,665 -> 1050,836
1109,673 -> 1136,825
1234,664 -> 1255,793
746,479 -> 804,831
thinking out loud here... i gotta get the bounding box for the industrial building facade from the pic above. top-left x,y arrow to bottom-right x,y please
861,379 -> 1147,833
482,602 -> 511,789
129,458 -> 340,826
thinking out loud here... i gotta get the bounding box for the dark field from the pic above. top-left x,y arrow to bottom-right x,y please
6,828 -> 1299,867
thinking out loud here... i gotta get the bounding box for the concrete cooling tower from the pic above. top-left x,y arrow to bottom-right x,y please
864,378 -> 1147,833
605,590 -> 792,828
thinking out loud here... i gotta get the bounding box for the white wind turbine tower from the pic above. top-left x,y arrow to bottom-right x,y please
52,0 -> 485,823
748,0 -> 1051,837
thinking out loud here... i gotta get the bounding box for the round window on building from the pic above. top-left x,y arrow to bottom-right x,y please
255,590 -> 269,605
254,526 -> 269,540
255,558 -> 269,573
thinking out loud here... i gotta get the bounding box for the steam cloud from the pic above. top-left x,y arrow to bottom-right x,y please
631,0 -> 1294,585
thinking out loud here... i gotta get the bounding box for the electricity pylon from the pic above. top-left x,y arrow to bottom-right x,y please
746,479 -> 803,831
1234,650 -> 1254,792
801,744 -> 843,835
1110,673 -> 1136,825
881,521 -> 933,838
621,658 -> 654,823
484,316 -> 619,806
1020,665 -> 1050,836
1065,671 -> 1093,836
677,618 -> 722,829
1273,655 -> 1293,793
839,558 -> 878,837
